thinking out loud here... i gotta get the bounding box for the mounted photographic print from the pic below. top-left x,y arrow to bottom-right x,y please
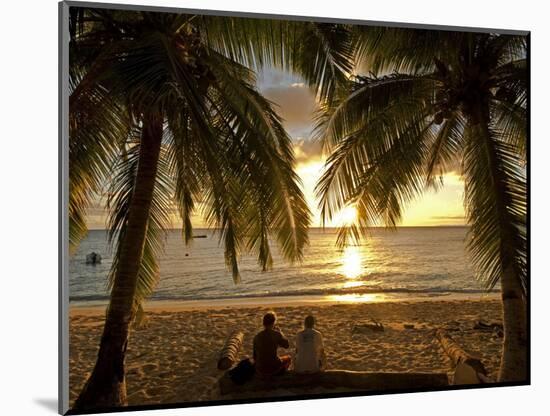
59,1 -> 529,414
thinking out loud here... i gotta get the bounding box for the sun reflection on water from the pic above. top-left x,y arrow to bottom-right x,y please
341,246 -> 362,280
342,280 -> 365,289
327,293 -> 386,303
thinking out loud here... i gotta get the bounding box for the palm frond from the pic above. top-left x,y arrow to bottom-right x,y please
314,73 -> 437,150
236,79 -> 308,262
165,110 -> 206,244
106,137 -> 174,306
200,150 -> 244,283
491,97 -> 527,159
202,50 -> 311,265
353,27 -> 465,73
315,74 -> 435,225
425,114 -> 466,186
463,118 -> 527,294
68,83 -> 129,253
335,222 -> 362,248
291,22 -> 355,102
203,17 -> 354,102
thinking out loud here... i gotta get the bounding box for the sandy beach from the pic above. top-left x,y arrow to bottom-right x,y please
69,297 -> 503,408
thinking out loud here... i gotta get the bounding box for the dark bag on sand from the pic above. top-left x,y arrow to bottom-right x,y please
228,358 -> 255,385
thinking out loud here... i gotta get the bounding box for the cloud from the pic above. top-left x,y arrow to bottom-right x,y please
260,82 -> 318,138
293,138 -> 324,163
430,215 -> 465,220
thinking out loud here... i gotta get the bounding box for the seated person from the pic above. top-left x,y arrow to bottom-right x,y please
294,315 -> 326,374
253,312 -> 291,376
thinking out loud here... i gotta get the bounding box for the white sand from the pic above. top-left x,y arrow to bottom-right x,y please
69,298 -> 503,407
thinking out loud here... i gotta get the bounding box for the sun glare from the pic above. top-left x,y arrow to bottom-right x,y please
342,206 -> 358,224
343,280 -> 365,289
330,205 -> 358,227
341,246 -> 362,280
327,293 -> 385,303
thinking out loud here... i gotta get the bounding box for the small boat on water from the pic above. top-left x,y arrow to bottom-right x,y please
86,252 -> 102,264
192,235 -> 207,239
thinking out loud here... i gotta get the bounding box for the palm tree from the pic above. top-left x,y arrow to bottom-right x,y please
68,8 -> 353,410
315,29 -> 527,382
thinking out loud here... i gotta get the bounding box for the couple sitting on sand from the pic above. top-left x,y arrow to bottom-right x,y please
253,311 -> 326,376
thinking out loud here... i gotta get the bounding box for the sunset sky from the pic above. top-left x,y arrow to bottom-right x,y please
85,68 -> 466,230
257,68 -> 466,228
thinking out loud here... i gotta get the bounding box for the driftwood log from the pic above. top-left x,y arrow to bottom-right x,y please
473,321 -> 503,337
435,329 -> 489,384
217,330 -> 244,370
473,320 -> 503,331
352,317 -> 384,334
219,370 -> 448,395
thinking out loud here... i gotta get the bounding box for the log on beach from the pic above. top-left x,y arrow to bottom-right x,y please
352,317 -> 385,334
219,370 -> 449,395
352,323 -> 384,333
217,330 -> 244,370
473,320 -> 504,337
435,329 -> 489,384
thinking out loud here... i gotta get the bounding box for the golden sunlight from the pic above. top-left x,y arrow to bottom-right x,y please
327,293 -> 386,303
341,205 -> 358,225
341,246 -> 362,280
292,156 -> 465,228
342,280 -> 365,289
330,204 -> 358,228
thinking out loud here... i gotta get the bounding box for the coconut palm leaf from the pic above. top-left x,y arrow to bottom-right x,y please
353,27 -> 465,73
490,58 -> 527,159
203,51 -> 310,262
106,137 -> 174,307
165,110 -> 205,244
463,120 -> 527,292
315,73 -> 435,226
67,9 -> 355,406
317,31 -> 527,296
314,73 -> 437,149
425,114 -> 467,186
68,9 -> 348,277
203,17 -> 354,102
491,97 -> 527,159
68,82 -> 130,253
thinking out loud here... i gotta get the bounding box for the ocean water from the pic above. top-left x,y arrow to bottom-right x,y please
69,227 -> 495,304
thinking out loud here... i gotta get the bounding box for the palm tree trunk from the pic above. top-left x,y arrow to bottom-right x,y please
74,113 -> 163,410
473,104 -> 528,383
498,265 -> 527,382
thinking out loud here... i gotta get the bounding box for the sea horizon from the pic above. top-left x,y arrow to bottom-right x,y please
70,227 -> 491,305
86,224 -> 470,231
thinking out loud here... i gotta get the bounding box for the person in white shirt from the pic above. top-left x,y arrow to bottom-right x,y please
294,315 -> 326,373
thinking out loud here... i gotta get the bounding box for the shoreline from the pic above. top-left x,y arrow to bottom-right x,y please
69,292 -> 500,314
